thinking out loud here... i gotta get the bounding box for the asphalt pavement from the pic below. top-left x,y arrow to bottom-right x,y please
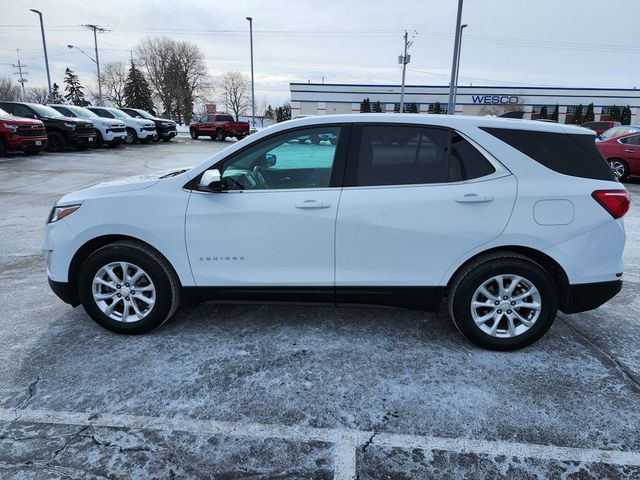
1,135 -> 639,479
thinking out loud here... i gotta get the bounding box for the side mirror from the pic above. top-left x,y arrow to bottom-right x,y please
264,153 -> 277,168
197,169 -> 224,192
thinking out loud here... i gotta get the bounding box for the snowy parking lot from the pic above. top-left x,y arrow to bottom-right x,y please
1,135 -> 640,479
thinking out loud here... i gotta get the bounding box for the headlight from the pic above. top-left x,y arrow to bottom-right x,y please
3,123 -> 19,133
48,204 -> 81,223
64,122 -> 77,129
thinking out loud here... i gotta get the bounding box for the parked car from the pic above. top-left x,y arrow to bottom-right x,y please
598,125 -> 640,142
0,101 -> 96,152
189,114 -> 250,141
0,106 -> 48,154
582,121 -> 620,137
49,104 -> 126,147
118,107 -> 177,142
44,115 -> 627,351
596,131 -> 640,181
87,106 -> 157,145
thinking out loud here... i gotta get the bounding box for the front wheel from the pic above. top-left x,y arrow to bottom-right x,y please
78,241 -> 181,334
216,129 -> 225,142
47,132 -> 66,152
448,253 -> 557,351
125,128 -> 138,145
608,159 -> 629,182
189,128 -> 199,139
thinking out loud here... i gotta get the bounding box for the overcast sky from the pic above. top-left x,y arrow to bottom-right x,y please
1,0 -> 639,108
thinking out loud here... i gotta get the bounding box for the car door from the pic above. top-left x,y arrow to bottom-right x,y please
185,124 -> 349,295
335,123 -> 517,307
620,134 -> 640,171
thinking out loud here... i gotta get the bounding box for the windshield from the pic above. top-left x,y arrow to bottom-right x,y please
68,106 -> 99,119
31,104 -> 63,118
110,109 -> 132,119
130,109 -> 155,119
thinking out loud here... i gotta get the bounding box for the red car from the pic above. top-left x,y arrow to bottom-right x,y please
189,114 -> 250,141
0,107 -> 48,154
582,121 -> 620,136
596,130 -> 640,181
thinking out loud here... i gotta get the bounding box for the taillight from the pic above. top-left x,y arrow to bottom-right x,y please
592,190 -> 630,219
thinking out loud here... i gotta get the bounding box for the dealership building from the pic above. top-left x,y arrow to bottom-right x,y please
290,83 -> 640,124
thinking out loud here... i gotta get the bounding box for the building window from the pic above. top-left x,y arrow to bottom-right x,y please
601,106 -> 615,115
566,106 -> 581,115
531,105 -> 554,114
427,103 -> 448,114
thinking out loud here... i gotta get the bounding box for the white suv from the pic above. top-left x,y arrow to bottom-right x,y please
43,114 -> 628,350
49,104 -> 127,147
87,106 -> 157,144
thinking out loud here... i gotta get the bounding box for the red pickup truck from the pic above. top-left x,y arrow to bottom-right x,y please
189,114 -> 250,142
0,107 -> 48,155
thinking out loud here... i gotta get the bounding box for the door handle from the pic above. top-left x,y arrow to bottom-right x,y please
624,149 -> 636,153
295,200 -> 331,209
455,193 -> 494,203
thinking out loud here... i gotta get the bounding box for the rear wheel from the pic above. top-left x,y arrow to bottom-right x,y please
0,138 -> 6,155
140,137 -> 152,144
216,129 -> 225,142
125,128 -> 138,145
448,252 -> 558,351
78,241 -> 180,334
608,159 -> 629,182
47,132 -> 66,152
189,128 -> 199,139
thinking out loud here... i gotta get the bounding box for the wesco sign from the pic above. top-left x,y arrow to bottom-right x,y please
472,95 -> 520,105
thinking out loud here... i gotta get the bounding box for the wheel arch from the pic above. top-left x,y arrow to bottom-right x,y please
444,245 -> 570,311
67,234 -> 183,306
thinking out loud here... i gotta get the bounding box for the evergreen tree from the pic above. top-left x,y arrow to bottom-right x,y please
409,102 -> 418,113
275,103 -> 291,122
572,104 -> 583,124
584,103 -> 595,122
372,101 -> 382,113
63,68 -> 89,106
550,104 -> 559,121
264,104 -> 275,119
360,98 -> 371,113
50,83 -> 63,104
432,102 -> 442,114
621,105 -> 632,125
539,105 -> 548,119
610,105 -> 621,122
123,61 -> 155,113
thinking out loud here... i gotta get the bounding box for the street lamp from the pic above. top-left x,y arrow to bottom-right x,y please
29,9 -> 52,100
447,0 -> 464,115
246,16 -> 256,130
452,24 -> 468,110
67,44 -> 102,105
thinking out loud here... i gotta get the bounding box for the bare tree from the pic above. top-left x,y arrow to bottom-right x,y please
0,76 -> 21,101
218,71 -> 250,121
100,61 -> 128,107
26,86 -> 49,104
135,37 -> 209,122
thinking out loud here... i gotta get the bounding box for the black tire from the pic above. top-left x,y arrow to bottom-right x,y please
161,137 -> 172,142
78,241 -> 181,334
190,128 -> 199,140
75,146 -> 88,151
95,131 -> 104,147
47,131 -> 66,152
0,138 -> 6,155
216,129 -> 225,142
608,158 -> 629,182
140,138 -> 152,144
447,252 -> 558,351
125,128 -> 138,145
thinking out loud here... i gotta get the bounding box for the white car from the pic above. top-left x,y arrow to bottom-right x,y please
87,106 -> 157,144
43,114 -> 628,350
49,104 -> 127,147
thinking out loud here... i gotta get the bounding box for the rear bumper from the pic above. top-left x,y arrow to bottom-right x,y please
48,278 -> 80,307
561,280 -> 623,314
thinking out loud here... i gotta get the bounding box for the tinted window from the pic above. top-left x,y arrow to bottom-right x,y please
91,108 -> 113,118
620,135 -> 640,146
220,126 -> 341,190
13,104 -> 35,118
481,127 -> 615,181
53,106 -> 73,116
217,115 -> 234,122
352,125 -> 494,187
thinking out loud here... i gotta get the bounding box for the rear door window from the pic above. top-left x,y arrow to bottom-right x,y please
620,135 -> 640,146
481,127 -> 615,181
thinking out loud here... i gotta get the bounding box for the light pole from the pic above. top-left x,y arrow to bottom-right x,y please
67,44 -> 102,105
452,24 -> 468,108
398,30 -> 410,113
29,9 -> 52,100
447,0 -> 464,115
246,16 -> 256,130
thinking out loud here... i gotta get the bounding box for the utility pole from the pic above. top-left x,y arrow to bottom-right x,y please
30,9 -> 51,100
447,0 -> 464,115
398,30 -> 412,113
12,49 -> 28,101
246,17 -> 256,130
453,24 -> 468,104
82,24 -> 107,105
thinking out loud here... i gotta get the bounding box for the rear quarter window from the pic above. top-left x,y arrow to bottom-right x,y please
481,127 -> 616,181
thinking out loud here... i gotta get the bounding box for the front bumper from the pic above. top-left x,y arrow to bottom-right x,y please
139,127 -> 158,140
48,278 -> 80,307
69,134 -> 96,147
160,129 -> 178,139
103,128 -> 127,144
4,135 -> 48,151
561,280 -> 623,314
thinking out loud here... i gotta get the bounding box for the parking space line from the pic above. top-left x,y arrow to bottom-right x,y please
2,407 -> 640,470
